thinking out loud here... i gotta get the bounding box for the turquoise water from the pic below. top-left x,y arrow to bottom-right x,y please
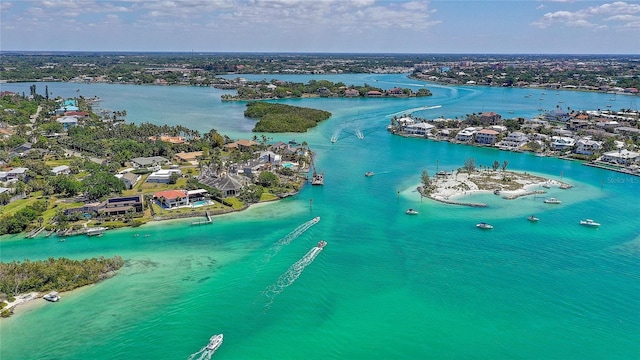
1,77 -> 639,359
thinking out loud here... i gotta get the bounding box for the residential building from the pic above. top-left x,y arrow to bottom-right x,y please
99,195 -> 144,217
57,116 -> 79,129
6,167 -> 28,181
116,172 -> 141,189
456,127 -> 477,142
174,151 -> 203,164
550,136 -> 576,151
474,129 -> 500,145
601,150 -> 640,166
405,122 -> 435,136
146,169 -> 182,183
154,190 -> 189,209
480,112 -> 503,125
500,132 -> 529,148
575,139 -> 603,156
130,156 -> 170,170
51,165 -> 70,175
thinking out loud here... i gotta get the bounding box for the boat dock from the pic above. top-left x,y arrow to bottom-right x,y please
25,227 -> 45,239
502,190 -> 546,200
191,210 -> 212,225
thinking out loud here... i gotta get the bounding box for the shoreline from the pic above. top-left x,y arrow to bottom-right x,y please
421,169 -> 571,206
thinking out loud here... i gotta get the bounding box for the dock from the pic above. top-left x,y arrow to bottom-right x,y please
191,210 -> 212,225
502,190 -> 546,200
25,227 -> 45,239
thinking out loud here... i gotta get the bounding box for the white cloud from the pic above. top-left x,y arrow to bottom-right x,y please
532,1 -> 640,30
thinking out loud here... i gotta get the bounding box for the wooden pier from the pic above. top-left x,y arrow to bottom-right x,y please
191,210 -> 212,225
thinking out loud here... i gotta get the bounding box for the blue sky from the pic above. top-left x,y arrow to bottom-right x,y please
1,0 -> 639,54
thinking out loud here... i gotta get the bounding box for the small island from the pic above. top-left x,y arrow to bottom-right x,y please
418,158 -> 571,206
244,102 -> 331,132
0,256 -> 125,317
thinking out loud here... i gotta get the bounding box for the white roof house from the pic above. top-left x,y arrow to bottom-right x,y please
51,165 -> 70,175
601,149 -> 640,165
405,122 -> 435,136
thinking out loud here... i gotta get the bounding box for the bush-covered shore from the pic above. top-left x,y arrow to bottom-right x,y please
0,256 -> 124,317
244,102 -> 331,132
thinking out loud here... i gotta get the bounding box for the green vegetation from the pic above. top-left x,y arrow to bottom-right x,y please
245,102 -> 331,132
0,256 -> 125,317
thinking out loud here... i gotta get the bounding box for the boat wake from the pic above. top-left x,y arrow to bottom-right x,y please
330,130 -> 340,143
187,346 -> 214,360
386,105 -> 442,118
259,217 -> 320,265
355,129 -> 364,139
261,242 -> 326,308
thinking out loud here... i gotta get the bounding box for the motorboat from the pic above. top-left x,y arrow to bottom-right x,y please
43,291 -> 60,302
527,215 -> 540,222
317,240 -> 327,248
405,208 -> 419,215
544,197 -> 561,204
206,334 -> 223,352
493,189 -> 501,195
580,219 -> 601,227
476,222 -> 493,229
365,171 -> 375,177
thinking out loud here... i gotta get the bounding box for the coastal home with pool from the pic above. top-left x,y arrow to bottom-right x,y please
154,190 -> 189,209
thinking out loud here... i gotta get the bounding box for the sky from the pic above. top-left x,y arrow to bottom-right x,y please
1,0 -> 639,54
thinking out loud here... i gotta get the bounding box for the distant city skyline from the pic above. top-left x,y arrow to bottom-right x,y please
1,0 -> 639,54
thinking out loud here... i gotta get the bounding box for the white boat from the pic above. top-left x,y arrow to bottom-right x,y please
206,334 -> 223,352
476,222 -> 493,229
405,208 -> 419,215
527,215 -> 539,222
544,197 -> 561,204
317,240 -> 327,248
86,227 -> 107,236
43,291 -> 60,302
580,219 -> 600,227
365,171 -> 375,177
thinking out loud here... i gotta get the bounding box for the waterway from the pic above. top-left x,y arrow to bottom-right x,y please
0,76 -> 639,359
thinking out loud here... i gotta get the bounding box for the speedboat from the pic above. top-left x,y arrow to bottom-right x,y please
544,197 -> 561,204
365,171 -> 375,177
317,240 -> 327,248
206,334 -> 223,352
493,189 -> 501,195
476,222 -> 493,229
405,208 -> 419,215
43,291 -> 60,302
580,219 -> 600,227
527,215 -> 539,222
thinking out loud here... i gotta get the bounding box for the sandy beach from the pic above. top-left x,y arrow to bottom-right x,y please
424,170 -> 570,205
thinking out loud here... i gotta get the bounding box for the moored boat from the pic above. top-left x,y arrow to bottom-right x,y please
365,171 -> 375,177
527,215 -> 539,222
206,334 -> 223,352
544,197 -> 561,204
580,219 -> 600,227
476,222 -> 493,229
43,291 -> 60,302
405,208 -> 419,215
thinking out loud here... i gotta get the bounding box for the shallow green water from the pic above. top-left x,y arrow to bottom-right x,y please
1,76 -> 638,359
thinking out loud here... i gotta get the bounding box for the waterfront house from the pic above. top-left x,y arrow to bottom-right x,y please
344,89 -> 360,97
405,122 -> 435,136
499,132 -> 529,149
154,190 -> 189,209
455,127 -> 477,142
51,165 -> 70,175
146,169 -> 182,183
100,195 -> 144,217
550,136 -> 576,151
366,90 -> 383,97
600,150 -> 640,166
474,129 -> 500,145
187,189 -> 208,203
575,139 -> 603,156
225,139 -> 259,151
